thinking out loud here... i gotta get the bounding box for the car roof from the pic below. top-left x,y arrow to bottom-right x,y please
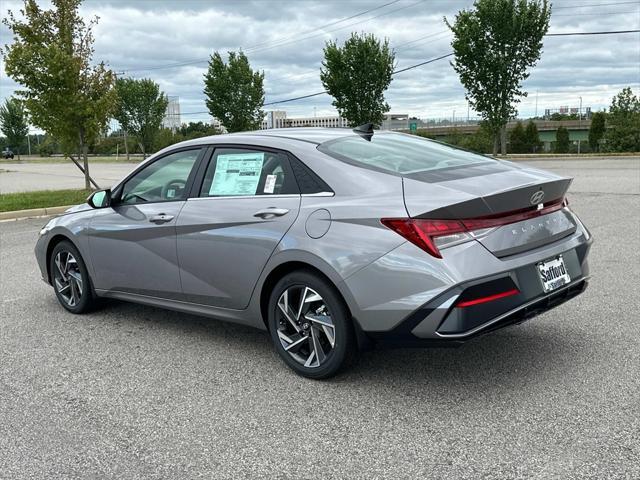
180,127 -> 404,149
241,128 -> 357,144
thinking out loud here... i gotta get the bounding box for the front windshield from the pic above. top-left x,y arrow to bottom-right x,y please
318,132 -> 494,175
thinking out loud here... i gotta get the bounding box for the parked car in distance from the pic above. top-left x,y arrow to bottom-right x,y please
35,125 -> 592,379
2,148 -> 14,159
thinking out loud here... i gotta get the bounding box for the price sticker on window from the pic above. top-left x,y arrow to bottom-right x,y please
264,174 -> 277,194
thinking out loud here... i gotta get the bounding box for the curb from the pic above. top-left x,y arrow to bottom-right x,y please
0,205 -> 73,222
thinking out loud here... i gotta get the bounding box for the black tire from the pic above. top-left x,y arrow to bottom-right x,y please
49,240 -> 96,314
267,270 -> 357,379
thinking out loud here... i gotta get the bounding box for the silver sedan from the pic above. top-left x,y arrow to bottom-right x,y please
35,126 -> 592,378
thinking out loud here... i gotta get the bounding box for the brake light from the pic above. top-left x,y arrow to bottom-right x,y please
380,218 -> 466,258
382,197 -> 565,258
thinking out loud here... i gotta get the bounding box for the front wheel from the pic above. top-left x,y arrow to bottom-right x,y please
49,241 -> 96,314
267,271 -> 357,379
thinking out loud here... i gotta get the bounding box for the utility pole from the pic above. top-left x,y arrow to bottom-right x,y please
578,96 -> 582,154
535,90 -> 539,117
113,71 -> 129,161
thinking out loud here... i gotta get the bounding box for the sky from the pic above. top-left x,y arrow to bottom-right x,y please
1,0 -> 639,128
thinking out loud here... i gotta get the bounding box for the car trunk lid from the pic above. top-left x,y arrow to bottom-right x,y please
402,164 -> 576,257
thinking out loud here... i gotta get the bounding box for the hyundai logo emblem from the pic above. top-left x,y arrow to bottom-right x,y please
530,190 -> 545,205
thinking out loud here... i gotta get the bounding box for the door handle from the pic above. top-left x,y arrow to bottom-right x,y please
149,213 -> 175,224
253,207 -> 290,219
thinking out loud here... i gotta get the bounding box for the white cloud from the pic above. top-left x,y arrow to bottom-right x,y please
1,0 -> 638,126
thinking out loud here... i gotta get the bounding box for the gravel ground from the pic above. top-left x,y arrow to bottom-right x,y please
1,158 -> 639,479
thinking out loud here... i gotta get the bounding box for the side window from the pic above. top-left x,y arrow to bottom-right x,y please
289,156 -> 333,194
120,149 -> 201,205
200,148 -> 299,197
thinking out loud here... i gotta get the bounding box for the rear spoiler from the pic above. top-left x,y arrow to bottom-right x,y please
410,178 -> 573,219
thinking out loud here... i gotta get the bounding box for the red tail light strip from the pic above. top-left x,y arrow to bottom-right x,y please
381,197 -> 566,258
460,198 -> 565,231
456,288 -> 520,308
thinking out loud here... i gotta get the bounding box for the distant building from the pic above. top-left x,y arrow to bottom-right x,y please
262,111 -> 418,130
162,96 -> 181,131
265,110 -> 288,129
262,111 -> 348,129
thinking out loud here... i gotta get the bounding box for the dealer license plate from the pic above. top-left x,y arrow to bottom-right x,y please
537,255 -> 571,293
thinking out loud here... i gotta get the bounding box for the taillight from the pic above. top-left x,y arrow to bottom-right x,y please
380,218 -> 468,258
382,197 -> 565,258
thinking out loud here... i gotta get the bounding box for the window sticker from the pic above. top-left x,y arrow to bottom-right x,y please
264,174 -> 277,194
210,152 -> 265,196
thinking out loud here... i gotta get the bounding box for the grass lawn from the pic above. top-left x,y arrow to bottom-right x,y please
0,189 -> 91,212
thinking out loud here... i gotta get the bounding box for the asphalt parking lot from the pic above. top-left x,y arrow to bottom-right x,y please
1,158 -> 639,479
0,161 -> 139,194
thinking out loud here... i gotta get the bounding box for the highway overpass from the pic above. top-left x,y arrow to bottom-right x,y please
413,119 -> 591,151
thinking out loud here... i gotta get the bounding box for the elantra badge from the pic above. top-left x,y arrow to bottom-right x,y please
530,190 -> 545,205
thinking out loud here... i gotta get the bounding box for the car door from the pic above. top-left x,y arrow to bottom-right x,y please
176,146 -> 300,309
88,147 -> 204,298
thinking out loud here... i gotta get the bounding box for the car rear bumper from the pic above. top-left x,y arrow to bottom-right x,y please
364,276 -> 589,348
347,225 -> 592,347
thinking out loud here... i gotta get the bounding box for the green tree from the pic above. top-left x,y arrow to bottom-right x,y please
588,111 -> 606,152
114,77 -> 168,158
320,32 -> 395,127
524,120 -> 542,153
459,121 -> 494,153
203,51 -> 265,132
179,121 -> 221,139
555,126 -> 570,153
604,87 -> 640,152
509,121 -> 527,153
2,0 -> 116,189
446,0 -> 551,155
152,128 -> 179,152
38,135 -> 58,157
0,97 -> 29,160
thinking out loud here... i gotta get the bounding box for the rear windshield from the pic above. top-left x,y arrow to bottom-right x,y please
317,132 -> 494,175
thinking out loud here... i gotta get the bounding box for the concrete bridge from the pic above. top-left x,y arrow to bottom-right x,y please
414,119 -> 591,151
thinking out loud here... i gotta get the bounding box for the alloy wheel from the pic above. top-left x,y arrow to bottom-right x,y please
276,286 -> 336,368
53,251 -> 84,307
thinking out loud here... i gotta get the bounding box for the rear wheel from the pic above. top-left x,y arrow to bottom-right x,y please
268,270 -> 357,379
49,241 -> 96,314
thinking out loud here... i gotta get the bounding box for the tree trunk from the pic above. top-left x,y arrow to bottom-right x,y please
83,146 -> 90,190
500,124 -> 507,156
140,142 -> 146,159
493,133 -> 499,156
79,131 -> 90,190
124,129 -> 130,161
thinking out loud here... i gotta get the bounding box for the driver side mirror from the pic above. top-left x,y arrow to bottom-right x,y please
87,189 -> 111,209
